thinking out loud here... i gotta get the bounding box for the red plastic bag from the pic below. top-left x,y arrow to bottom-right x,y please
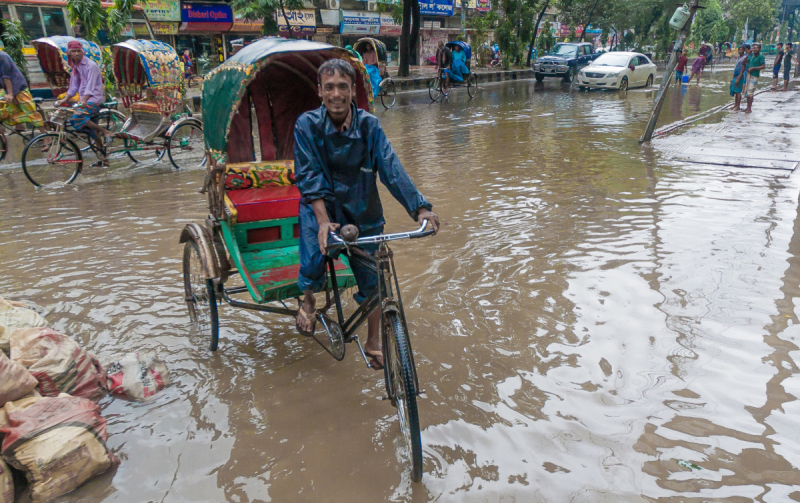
0,395 -> 115,503
106,352 -> 169,401
10,328 -> 107,401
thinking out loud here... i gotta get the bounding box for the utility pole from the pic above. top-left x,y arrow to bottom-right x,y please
461,0 -> 466,39
640,0 -> 700,144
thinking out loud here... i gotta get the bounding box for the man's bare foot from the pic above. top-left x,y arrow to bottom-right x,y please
296,294 -> 316,335
744,109 -> 752,113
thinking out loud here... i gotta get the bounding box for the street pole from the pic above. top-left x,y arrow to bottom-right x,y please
640,0 -> 700,144
461,0 -> 466,39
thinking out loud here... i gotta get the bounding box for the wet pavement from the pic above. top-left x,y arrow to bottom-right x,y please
3,68 -> 800,502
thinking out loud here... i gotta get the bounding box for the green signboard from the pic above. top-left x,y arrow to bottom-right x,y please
144,0 -> 181,22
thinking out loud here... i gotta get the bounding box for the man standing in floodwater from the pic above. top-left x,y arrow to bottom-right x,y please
293,59 -> 439,370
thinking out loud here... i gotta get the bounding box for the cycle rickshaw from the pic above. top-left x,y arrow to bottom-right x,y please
1,37 -> 117,176
429,40 -> 478,101
178,37 -> 431,481
354,37 -> 396,109
22,39 -> 203,186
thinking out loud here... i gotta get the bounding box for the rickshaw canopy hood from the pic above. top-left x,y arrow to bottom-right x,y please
354,38 -> 388,63
446,41 -> 471,60
112,40 -> 181,88
32,36 -> 104,97
202,37 -> 373,164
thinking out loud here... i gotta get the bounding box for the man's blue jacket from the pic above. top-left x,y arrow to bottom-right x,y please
294,103 -> 431,231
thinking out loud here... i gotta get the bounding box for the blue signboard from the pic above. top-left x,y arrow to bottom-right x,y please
419,0 -> 453,16
181,2 -> 232,24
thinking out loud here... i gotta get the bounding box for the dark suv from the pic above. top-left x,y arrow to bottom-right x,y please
533,43 -> 599,83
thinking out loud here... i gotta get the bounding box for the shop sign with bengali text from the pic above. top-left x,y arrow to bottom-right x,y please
181,3 -> 233,31
320,9 -> 340,26
232,12 -> 264,32
133,23 -> 150,36
144,0 -> 180,22
276,9 -> 316,35
476,0 -> 490,11
340,10 -> 380,35
379,13 -> 401,36
151,21 -> 179,35
455,0 -> 476,8
419,0 -> 453,16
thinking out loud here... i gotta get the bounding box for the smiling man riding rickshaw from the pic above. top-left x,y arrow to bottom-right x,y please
294,58 -> 439,369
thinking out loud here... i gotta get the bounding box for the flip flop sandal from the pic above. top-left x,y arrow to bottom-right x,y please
364,349 -> 384,371
296,306 -> 316,337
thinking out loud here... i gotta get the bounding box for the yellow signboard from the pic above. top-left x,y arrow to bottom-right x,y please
151,22 -> 179,35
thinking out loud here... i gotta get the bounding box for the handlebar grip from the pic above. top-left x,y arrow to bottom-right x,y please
411,229 -> 435,239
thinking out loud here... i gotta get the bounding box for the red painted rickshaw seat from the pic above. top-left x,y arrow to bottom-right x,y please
225,185 -> 301,223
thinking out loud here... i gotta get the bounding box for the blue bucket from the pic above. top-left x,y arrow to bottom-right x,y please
682,75 -> 689,83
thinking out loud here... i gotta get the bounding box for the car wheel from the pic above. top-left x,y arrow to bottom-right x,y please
563,67 -> 576,83
646,74 -> 653,87
535,73 -> 545,82
579,86 -> 586,91
619,77 -> 628,92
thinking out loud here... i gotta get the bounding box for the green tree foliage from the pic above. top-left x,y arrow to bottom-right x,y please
496,0 -> 542,67
67,0 -> 106,43
689,0 -> 728,46
107,0 -> 137,44
725,0 -> 779,40
0,19 -> 29,82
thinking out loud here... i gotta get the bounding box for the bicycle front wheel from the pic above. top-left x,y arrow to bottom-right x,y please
22,134 -> 83,187
381,79 -> 396,109
428,77 -> 442,102
384,311 -> 423,482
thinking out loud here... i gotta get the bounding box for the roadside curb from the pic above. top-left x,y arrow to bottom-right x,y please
391,69 -> 537,92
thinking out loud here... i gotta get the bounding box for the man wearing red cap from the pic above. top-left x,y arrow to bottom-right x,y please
55,40 -> 113,161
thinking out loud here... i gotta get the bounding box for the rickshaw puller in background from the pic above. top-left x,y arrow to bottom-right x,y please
294,59 -> 439,370
56,41 -> 114,161
0,50 -> 47,138
362,44 -> 382,98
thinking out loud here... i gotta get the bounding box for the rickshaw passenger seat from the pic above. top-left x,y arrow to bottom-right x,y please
225,185 -> 301,224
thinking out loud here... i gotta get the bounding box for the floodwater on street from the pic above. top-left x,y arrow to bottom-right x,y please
3,67 -> 800,502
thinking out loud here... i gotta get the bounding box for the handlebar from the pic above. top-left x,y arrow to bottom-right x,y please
327,219 -> 434,252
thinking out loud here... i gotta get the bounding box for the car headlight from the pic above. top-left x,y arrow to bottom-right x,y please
606,72 -> 620,78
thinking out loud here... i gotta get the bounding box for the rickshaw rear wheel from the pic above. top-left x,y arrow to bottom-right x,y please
168,122 -> 206,170
384,311 -> 423,482
183,240 -> 220,351
428,77 -> 443,102
467,73 -> 478,98
0,133 -> 7,162
125,139 -> 166,163
381,79 -> 396,109
21,134 -> 83,187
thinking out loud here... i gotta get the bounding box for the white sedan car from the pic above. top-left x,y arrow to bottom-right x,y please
577,51 -> 657,91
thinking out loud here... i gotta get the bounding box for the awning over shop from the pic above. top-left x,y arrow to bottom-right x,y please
276,10 -> 316,36
340,10 -> 380,35
180,2 -> 233,32
231,12 -> 264,33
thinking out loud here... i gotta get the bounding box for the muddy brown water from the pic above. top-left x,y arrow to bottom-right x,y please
3,70 -> 800,502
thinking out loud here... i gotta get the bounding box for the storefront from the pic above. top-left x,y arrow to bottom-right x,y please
178,2 -> 232,73
276,9 -> 316,40
418,0 -> 454,65
226,13 -> 262,55
143,0 -> 181,45
377,13 -> 400,66
340,10 -> 379,48
318,9 -> 340,45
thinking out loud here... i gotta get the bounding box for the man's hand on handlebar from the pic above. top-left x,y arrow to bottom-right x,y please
318,222 -> 341,255
417,208 -> 439,234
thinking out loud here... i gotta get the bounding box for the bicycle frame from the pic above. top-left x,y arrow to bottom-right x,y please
325,241 -> 421,399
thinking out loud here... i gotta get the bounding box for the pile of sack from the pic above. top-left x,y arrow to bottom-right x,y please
0,298 -> 170,502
